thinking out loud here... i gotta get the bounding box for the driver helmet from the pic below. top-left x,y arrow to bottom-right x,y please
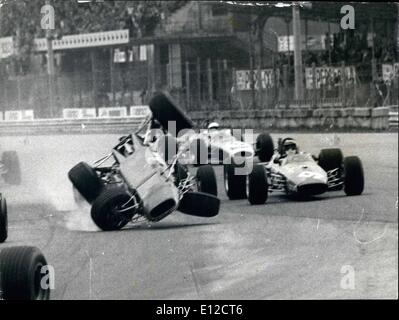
207,122 -> 220,131
282,139 -> 298,154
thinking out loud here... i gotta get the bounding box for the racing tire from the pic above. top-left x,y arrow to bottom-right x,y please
224,164 -> 247,200
91,187 -> 136,231
68,162 -> 104,204
247,165 -> 268,205
178,191 -> 220,217
344,156 -> 364,196
0,246 -> 51,300
1,151 -> 21,185
0,195 -> 7,243
256,133 -> 274,162
196,165 -> 217,196
318,148 -> 343,172
149,92 -> 194,136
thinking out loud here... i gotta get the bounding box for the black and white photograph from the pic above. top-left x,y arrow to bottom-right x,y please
0,0 -> 397,304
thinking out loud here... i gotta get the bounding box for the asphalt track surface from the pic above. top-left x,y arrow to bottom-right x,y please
0,133 -> 397,299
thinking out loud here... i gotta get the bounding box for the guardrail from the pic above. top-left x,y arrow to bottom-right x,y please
0,117 -> 146,135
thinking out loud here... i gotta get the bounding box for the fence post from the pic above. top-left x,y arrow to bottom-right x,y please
283,64 -> 288,108
110,48 -> 115,107
341,61 -> 346,107
196,57 -> 201,108
312,62 -> 316,108
91,50 -> 97,111
207,58 -> 213,104
217,59 -> 222,107
223,59 -> 229,108
185,61 -> 190,110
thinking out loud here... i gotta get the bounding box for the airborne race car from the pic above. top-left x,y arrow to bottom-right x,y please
247,135 -> 365,204
68,93 -> 220,231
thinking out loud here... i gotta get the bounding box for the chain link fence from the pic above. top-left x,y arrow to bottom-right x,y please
0,59 -> 397,119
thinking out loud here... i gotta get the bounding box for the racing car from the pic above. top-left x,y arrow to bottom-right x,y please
0,246 -> 51,300
247,136 -> 365,204
180,123 -> 274,200
0,193 -> 7,243
68,92 -> 220,231
0,149 -> 21,185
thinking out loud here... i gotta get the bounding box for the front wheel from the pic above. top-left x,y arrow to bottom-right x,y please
0,194 -> 8,243
68,162 -> 104,204
196,165 -> 217,196
247,165 -> 268,205
344,156 -> 364,196
0,246 -> 51,300
91,187 -> 137,231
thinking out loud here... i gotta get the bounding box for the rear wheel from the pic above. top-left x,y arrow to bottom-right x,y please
256,133 -> 274,162
1,151 -> 21,185
196,165 -> 217,196
247,165 -> 268,205
318,148 -> 343,171
68,162 -> 104,204
0,246 -> 51,300
0,195 -> 7,243
344,156 -> 364,196
224,164 -> 247,200
178,191 -> 220,217
91,187 -> 136,231
149,92 -> 194,135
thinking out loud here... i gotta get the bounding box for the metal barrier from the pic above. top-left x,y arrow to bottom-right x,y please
0,117 -> 146,136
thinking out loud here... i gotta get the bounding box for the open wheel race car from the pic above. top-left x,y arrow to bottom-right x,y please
247,135 -> 365,205
68,93 -> 220,231
0,246 -> 51,300
179,125 -> 274,201
0,150 -> 21,185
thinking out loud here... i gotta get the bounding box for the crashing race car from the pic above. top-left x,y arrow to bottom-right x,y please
247,135 -> 365,204
0,149 -> 21,185
68,93 -> 220,231
0,246 -> 51,300
0,193 -> 7,243
179,122 -> 274,200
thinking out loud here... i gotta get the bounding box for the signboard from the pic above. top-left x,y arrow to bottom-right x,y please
130,105 -> 150,118
98,107 -> 127,118
382,63 -> 399,83
236,69 -> 280,90
305,66 -> 356,89
0,37 -> 14,60
4,110 -> 34,121
34,29 -> 129,52
278,34 -> 333,52
63,108 -> 96,119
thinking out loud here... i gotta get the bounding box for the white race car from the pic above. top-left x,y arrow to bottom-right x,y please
247,136 -> 365,204
180,126 -> 274,200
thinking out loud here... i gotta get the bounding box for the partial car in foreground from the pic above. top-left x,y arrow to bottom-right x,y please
0,246 -> 51,300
